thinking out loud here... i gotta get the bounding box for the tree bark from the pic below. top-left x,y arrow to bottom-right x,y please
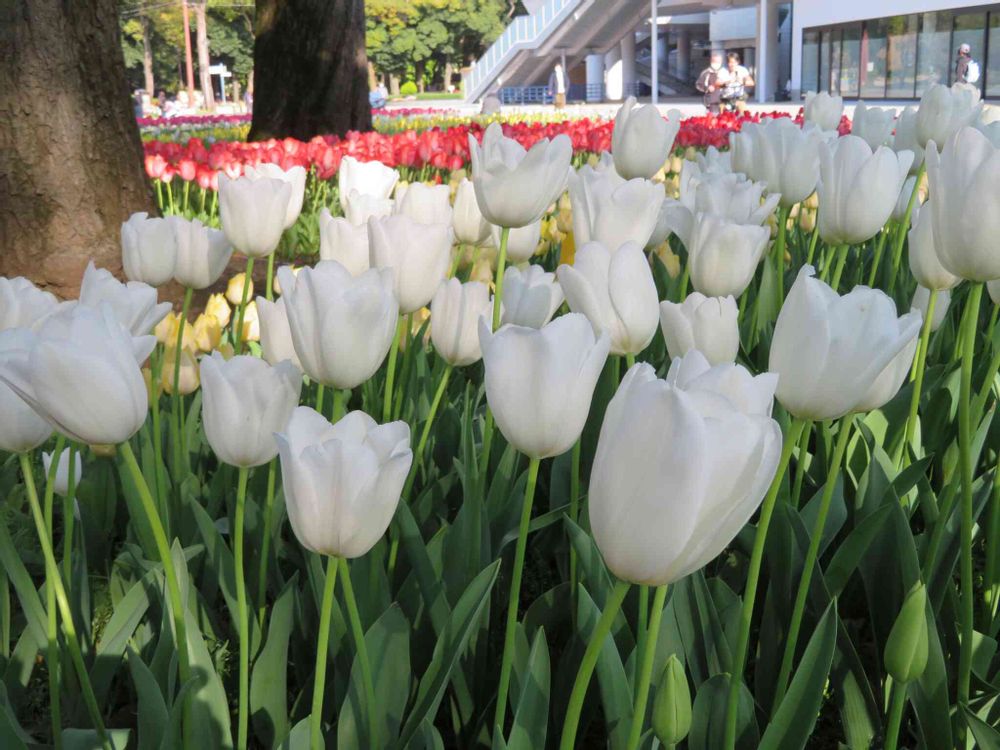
193,1 -> 215,111
444,60 -> 454,92
141,15 -> 155,95
249,0 -> 370,141
389,74 -> 400,96
0,0 -> 155,298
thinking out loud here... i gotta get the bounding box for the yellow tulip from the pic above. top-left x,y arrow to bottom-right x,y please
800,208 -> 816,232
654,243 -> 682,279
559,232 -> 576,266
192,313 -> 222,353
154,312 -> 179,346
161,347 -> 200,396
226,273 -> 253,306
206,293 -> 232,328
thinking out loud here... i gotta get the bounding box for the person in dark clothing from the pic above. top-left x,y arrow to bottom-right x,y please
696,52 -> 728,115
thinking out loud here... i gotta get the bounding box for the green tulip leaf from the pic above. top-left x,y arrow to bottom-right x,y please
250,574 -> 298,747
507,626 -> 550,750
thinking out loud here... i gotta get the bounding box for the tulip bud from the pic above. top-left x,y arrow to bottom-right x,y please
42,450 -> 82,498
851,103 -> 895,150
734,119 -> 823,208
226,273 -> 253,306
911,287 -> 950,332
659,293 -> 740,366
0,330 -> 53,453
687,214 -> 770,299
162,346 -> 201,396
206,293 -> 232,328
916,83 -> 982,151
655,243 -> 681,279
395,182 -> 453,226
343,189 -> 394,227
256,296 -> 301,368
0,277 -> 59,332
319,210 -> 370,276
501,265 -> 564,329
121,212 -> 177,287
611,97 -> 681,180
884,583 -> 929,684
670,154 -> 684,175
652,655 -> 692,747
430,279 -> 493,367
684,146 -> 697,162
492,220 -> 542,264
893,106 -> 926,174
77,262 -> 171,337
452,178 -> 492,246
799,208 -> 816,232
908,205 -> 960,291
218,173 -> 292,259
244,163 -> 307,230
154,312 -> 179,346
191,313 -> 222,353
568,168 -> 664,251
804,91 -> 844,131
170,216 -> 232,290
338,156 -> 399,212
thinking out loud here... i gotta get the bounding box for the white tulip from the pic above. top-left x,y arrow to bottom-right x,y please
338,157 -> 399,212
452,178 -> 492,246
568,170 -> 664,250
318,209 -> 370,276
659,293 -> 740,365
478,313 -> 609,459
170,216 -> 233,290
278,261 -> 398,389
77,262 -> 170,336
988,279 -> 1000,305
500,265 -> 564,329
255,296 -> 301,369
925,126 -> 1000,281
343,189 -> 394,226
277,407 -> 412,559
244,163 -> 307,229
891,175 -> 920,225
0,329 -> 52,452
731,118 -> 823,207
612,97 -> 681,179
589,354 -> 781,586
695,145 -> 733,175
491,220 -> 541,263
369,215 -> 452,313
851,103 -> 895,150
0,303 -> 155,445
42,449 -> 82,497
916,83 -> 983,151
395,182 -> 453,225
911,287 -> 950,332
121,212 -> 176,286
907,205 -> 960,291
687,214 -> 770,298
468,122 -> 572,228
892,106 -> 926,174
817,135 -> 913,245
769,266 -> 922,420
0,277 -> 58,331
200,352 -> 301,468
853,336 -> 920,413
218,173 -> 292,258
430,279 -> 493,367
804,91 -> 844,131
558,241 -> 660,356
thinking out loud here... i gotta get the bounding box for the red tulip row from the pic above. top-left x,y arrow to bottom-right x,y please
143,109 -> 850,189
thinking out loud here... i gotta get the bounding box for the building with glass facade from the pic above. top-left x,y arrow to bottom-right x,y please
791,0 -> 998,98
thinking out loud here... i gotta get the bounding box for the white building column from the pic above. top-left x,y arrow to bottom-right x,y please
650,0 -> 659,104
586,53 -> 605,102
756,0 -> 780,102
621,32 -> 637,98
605,47 -> 624,100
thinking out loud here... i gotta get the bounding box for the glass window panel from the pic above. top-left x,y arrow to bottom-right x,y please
953,12 -> 986,92
988,13 -> 1000,97
861,18 -> 889,98
840,24 -> 861,97
917,11 -> 953,95
819,29 -> 832,94
886,15 -> 918,98
802,29 -> 820,93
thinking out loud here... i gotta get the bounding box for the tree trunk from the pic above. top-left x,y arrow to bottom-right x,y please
444,60 -> 454,92
367,61 -> 378,90
0,0 -> 154,298
249,0 -> 370,141
389,74 -> 400,96
140,15 -> 155,95
416,60 -> 425,93
193,1 -> 215,111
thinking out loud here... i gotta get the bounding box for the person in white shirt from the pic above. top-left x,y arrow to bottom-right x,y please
721,52 -> 754,112
548,63 -> 567,109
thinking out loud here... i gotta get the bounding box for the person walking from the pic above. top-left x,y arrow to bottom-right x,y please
955,43 -> 981,90
696,52 -> 729,115
548,63 -> 567,110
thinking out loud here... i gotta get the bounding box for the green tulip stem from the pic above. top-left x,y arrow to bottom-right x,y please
315,383 -> 325,416
625,353 -> 636,370
791,420 -> 813,508
626,584 -> 669,750
235,466 -> 251,750
559,580 -> 631,750
257,458 -> 277,626
890,165 -> 925,287
957,282 -> 984,742
19,453 -> 112,750
150,345 -> 168,518
883,680 -> 908,750
569,438 -> 582,617
119,440 -> 192,749
983,448 -> 1000,621
448,244 -> 464,278
332,388 -> 348,424
492,226 -> 510,331
972,327 -> 1000,423
63,445 -> 77,589
494,455 -> 542,735
339,558 -> 379,749
234,256 -> 255,354
804,226 -> 821,267
722,417 -> 806,750
678,264 -> 690,301
867,226 -> 890,288
44,436 -> 66,750
774,204 -> 790,302
896,290 -> 938,469
413,364 -> 453,484
829,245 -> 850,292
266,251 -> 276,302
382,316 -> 405,423
311,556 -> 340,750
480,408 -> 495,488
635,585 -> 649,701
773,414 -> 853,713
172,286 -> 193,481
